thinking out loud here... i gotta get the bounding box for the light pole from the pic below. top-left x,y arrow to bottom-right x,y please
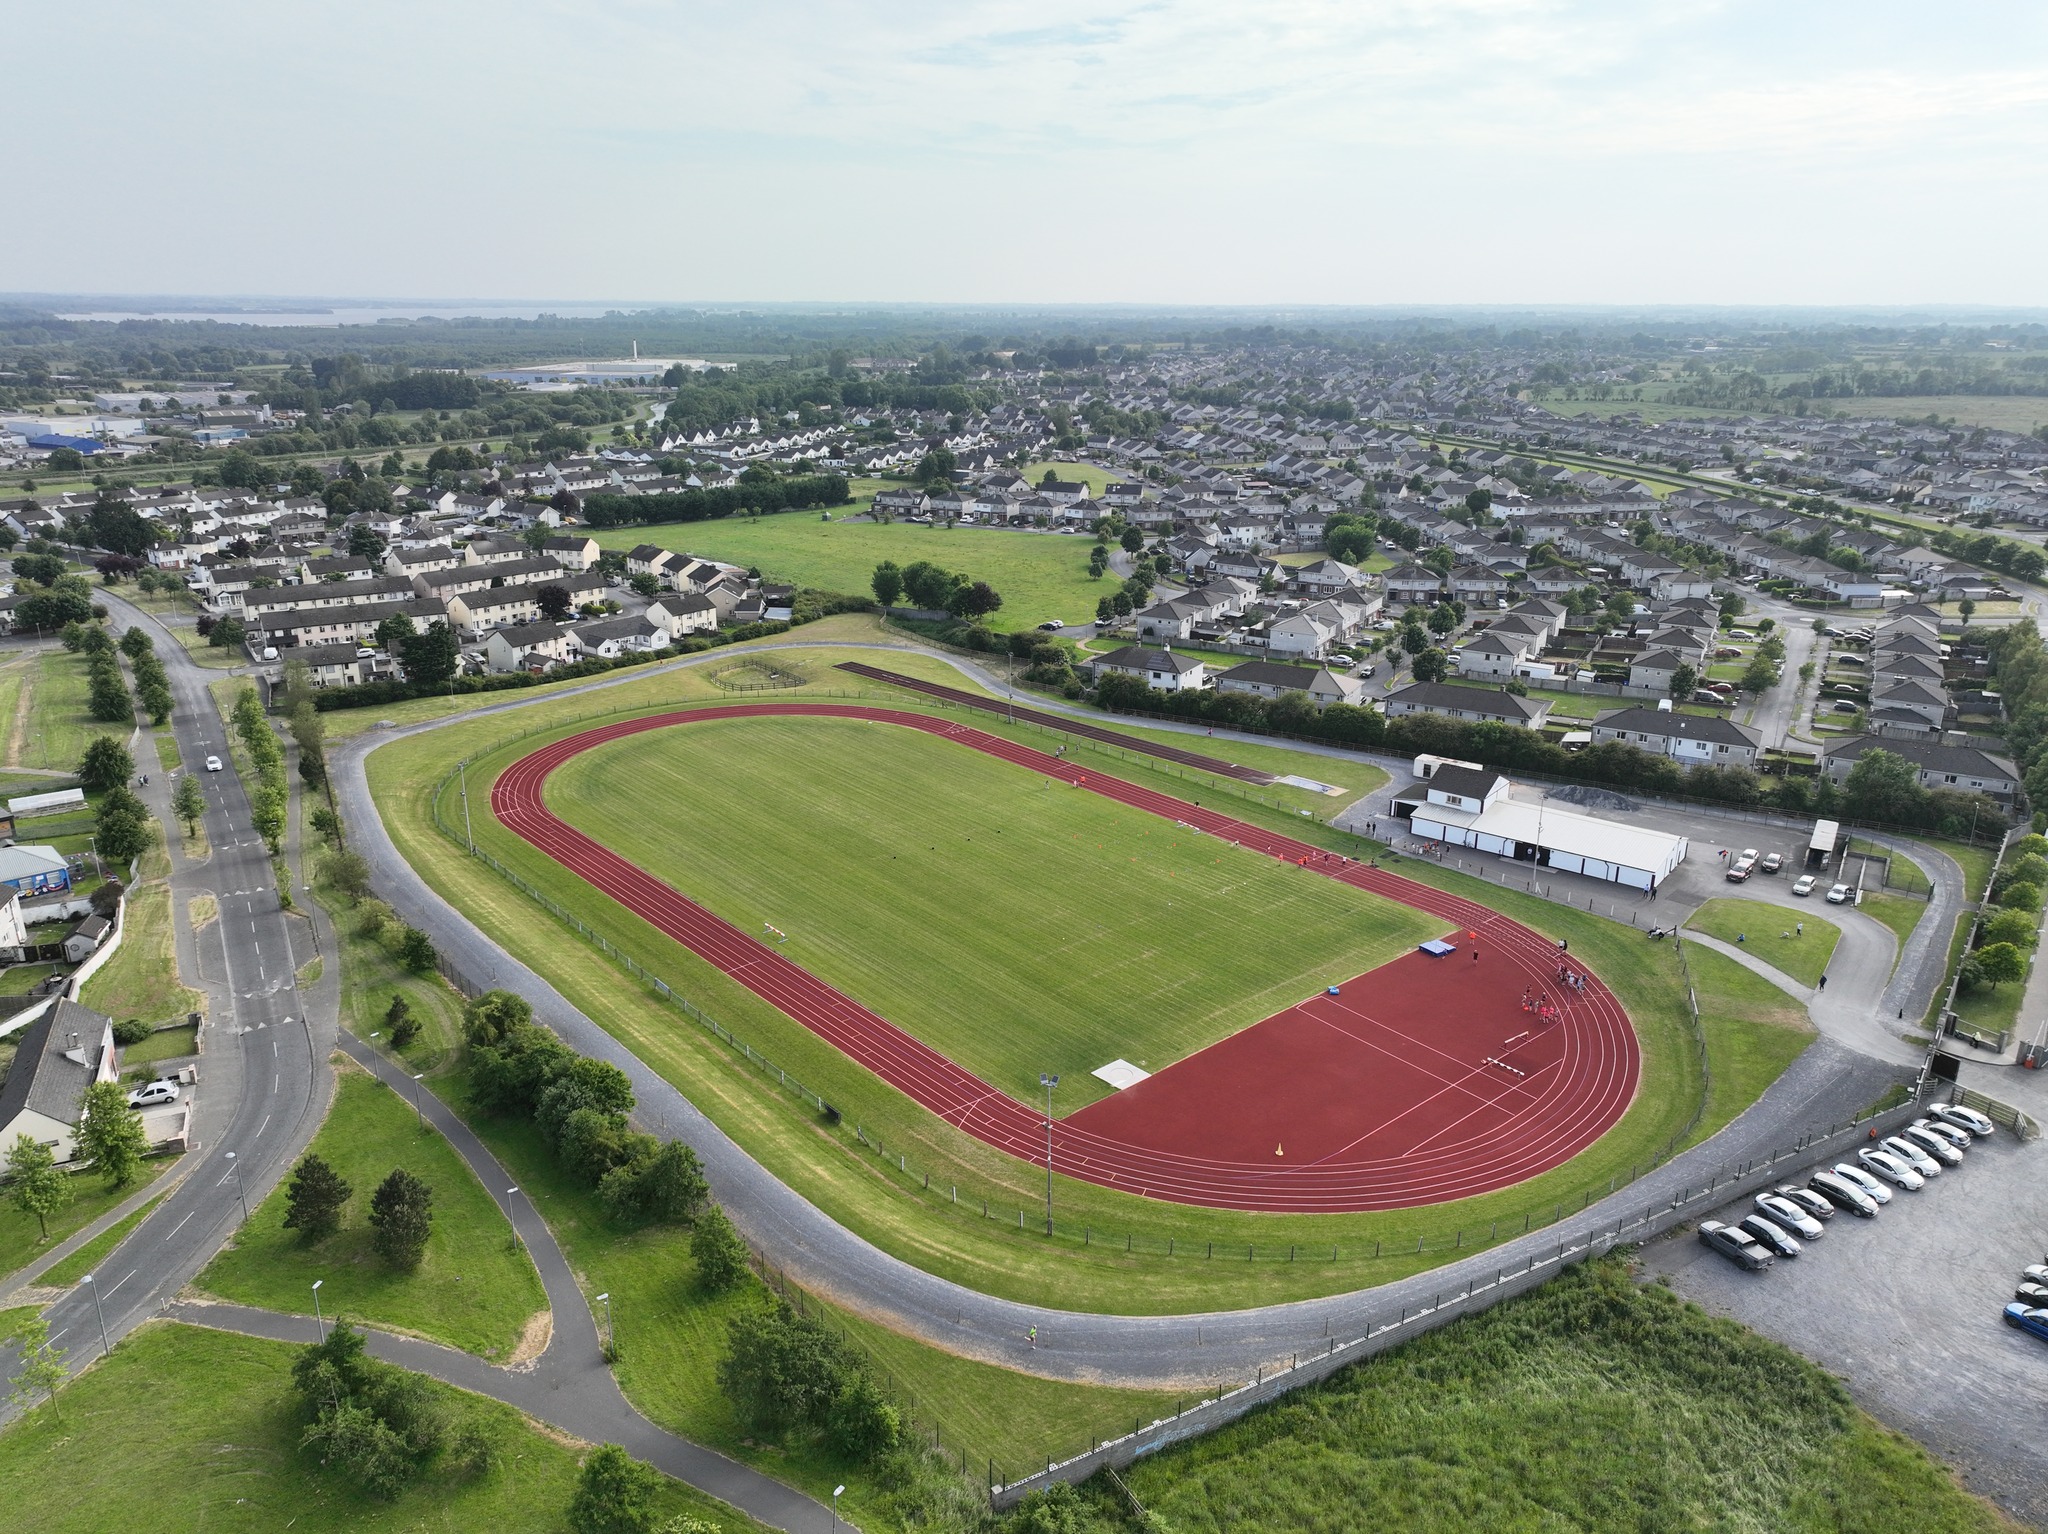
596,1292 -> 613,1360
225,1150 -> 249,1224
312,1279 -> 325,1340
411,1073 -> 426,1128
459,759 -> 475,853
832,1485 -> 845,1530
81,1272 -> 111,1358
1039,1073 -> 1059,1235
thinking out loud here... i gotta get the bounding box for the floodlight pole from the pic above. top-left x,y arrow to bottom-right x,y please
1040,1073 -> 1059,1235
225,1150 -> 249,1224
81,1273 -> 111,1358
411,1073 -> 426,1128
459,760 -> 475,853
312,1279 -> 325,1340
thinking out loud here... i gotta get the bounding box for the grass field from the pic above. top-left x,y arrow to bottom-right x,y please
591,515 -> 1108,629
364,645 -> 1742,1313
79,882 -> 205,1024
0,1159 -> 173,1274
196,1066 -> 547,1358
1071,1257 -> 2010,1534
548,715 -> 1440,1111
119,1021 -> 199,1067
39,1192 -> 165,1287
1686,897 -> 1841,988
1861,891 -> 1929,973
1686,944 -> 1815,1137
11,649 -> 129,771
0,1324 -> 757,1534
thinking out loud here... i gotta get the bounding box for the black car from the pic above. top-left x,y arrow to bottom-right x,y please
1809,1170 -> 1879,1217
1771,1184 -> 1836,1222
1699,1219 -> 1774,1271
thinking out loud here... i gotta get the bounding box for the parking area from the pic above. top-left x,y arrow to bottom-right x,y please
1640,1129 -> 2048,1527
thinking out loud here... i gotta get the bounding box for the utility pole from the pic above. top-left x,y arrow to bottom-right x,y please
459,759 -> 475,852
1039,1073 -> 1059,1235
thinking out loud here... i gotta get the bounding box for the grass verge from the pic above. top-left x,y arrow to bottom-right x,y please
0,1160 -> 174,1276
79,882 -> 205,1024
0,1323 -> 758,1534
1685,944 -> 1815,1140
39,1192 -> 167,1287
195,1064 -> 547,1359
1685,897 -> 1840,988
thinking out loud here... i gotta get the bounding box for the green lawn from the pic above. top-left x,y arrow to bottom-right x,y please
1685,944 -> 1815,1141
79,882 -> 205,1024
592,516 -> 1110,630
362,648 -> 1740,1314
14,650 -> 129,771
119,1021 -> 199,1067
0,1158 -> 174,1274
1685,897 -> 1841,988
548,714 -> 1440,1111
0,1323 -> 756,1534
197,1068 -> 547,1359
40,1191 -> 166,1286
1861,892 -> 1929,973
1087,1258 -> 2008,1534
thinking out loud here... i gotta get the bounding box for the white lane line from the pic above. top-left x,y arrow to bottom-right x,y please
273,1073 -> 279,1093
255,1113 -> 270,1137
165,1209 -> 198,1241
105,1268 -> 135,1296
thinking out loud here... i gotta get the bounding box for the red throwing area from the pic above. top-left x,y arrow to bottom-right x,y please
490,704 -> 1640,1212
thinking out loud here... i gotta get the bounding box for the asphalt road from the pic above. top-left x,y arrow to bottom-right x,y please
330,639 -> 1920,1389
2,590 -> 334,1406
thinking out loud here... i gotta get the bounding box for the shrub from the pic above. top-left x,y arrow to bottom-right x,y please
567,1444 -> 662,1534
111,1017 -> 153,1046
691,1205 -> 750,1292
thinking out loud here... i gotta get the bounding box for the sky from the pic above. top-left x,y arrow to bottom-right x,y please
10,1 -> 2048,308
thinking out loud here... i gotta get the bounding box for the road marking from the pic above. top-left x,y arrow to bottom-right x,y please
255,1112 -> 270,1137
105,1268 -> 135,1296
273,1073 -> 279,1093
166,1209 -> 198,1240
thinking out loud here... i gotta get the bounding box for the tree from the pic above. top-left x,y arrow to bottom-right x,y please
691,1205 -> 750,1292
1411,647 -> 1449,684
1840,747 -> 1927,826
118,625 -> 153,660
6,1132 -> 71,1240
368,1168 -> 434,1269
385,994 -> 422,1049
373,614 -> 416,656
827,1373 -> 901,1460
535,583 -> 572,620
1119,525 -> 1144,554
1425,604 -> 1458,637
12,552 -> 64,587
283,1153 -> 353,1241
568,1444 -> 662,1534
627,572 -> 660,599
869,561 -> 903,608
1977,942 -> 2026,989
536,1056 -> 635,1147
345,523 -> 388,561
76,1079 -> 148,1189
397,926 -> 437,973
77,735 -> 134,794
6,1315 -> 68,1423
1739,655 -> 1778,694
462,989 -> 533,1047
945,580 -> 1003,621
913,447 -> 956,487
1088,544 -> 1109,578
208,615 -> 247,649
716,1302 -> 849,1434
1669,662 -> 1698,703
600,1140 -> 709,1226
398,622 -> 460,688
1959,598 -> 1977,628
1979,908 -> 2039,950
1464,487 -> 1493,521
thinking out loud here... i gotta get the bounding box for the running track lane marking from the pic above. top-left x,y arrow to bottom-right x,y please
488,705 -> 1640,1213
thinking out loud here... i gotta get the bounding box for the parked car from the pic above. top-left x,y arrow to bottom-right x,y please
1859,1147 -> 1926,1190
1792,875 -> 1817,896
1726,857 -> 1755,882
1899,1125 -> 1964,1165
1826,883 -> 1853,904
1880,1136 -> 1943,1178
126,1079 -> 180,1108
1912,1117 -> 1974,1151
1831,700 -> 1859,714
205,755 -> 224,772
1760,852 -> 1783,874
2016,1283 -> 2048,1305
1772,1184 -> 1836,1222
2003,1303 -> 2048,1343
1810,1170 -> 1879,1216
1738,1214 -> 1804,1258
1930,1104 -> 1997,1137
1036,620 -> 1065,631
1754,1191 -> 1825,1238
2021,1264 -> 2048,1287
1836,1160 -> 1899,1201
1698,1219 -> 1774,1271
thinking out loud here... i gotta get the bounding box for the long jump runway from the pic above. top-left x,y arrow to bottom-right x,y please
490,704 -> 1640,1213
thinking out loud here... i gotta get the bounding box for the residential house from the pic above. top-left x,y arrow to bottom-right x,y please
484,621 -> 574,673
0,1001 -> 120,1167
1820,735 -> 2019,803
1589,706 -> 1762,767
1090,644 -> 1209,692
1382,682 -> 1552,730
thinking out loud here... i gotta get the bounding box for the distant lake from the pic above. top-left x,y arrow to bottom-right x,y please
52,304 -> 643,328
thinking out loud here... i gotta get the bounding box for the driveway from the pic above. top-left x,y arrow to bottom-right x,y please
1640,1130 -> 2047,1528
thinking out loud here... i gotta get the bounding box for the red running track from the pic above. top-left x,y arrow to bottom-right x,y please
491,705 -> 1640,1212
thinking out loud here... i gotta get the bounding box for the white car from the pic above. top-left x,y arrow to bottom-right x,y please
1912,1117 -> 1974,1151
1753,1191 -> 1825,1239
1929,1103 -> 1997,1138
126,1079 -> 180,1108
1792,875 -> 1817,896
1857,1147 -> 1925,1191
205,755 -> 224,772
1880,1135 -> 1943,1178
1825,883 -> 1852,904
1832,1162 -> 1893,1204
1899,1124 -> 1964,1165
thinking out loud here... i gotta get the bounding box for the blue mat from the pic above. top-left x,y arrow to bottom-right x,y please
1418,938 -> 1457,956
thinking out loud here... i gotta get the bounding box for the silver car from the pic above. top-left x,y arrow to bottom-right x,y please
1857,1147 -> 1924,1191
1930,1104 -> 1996,1137
1880,1135 -> 1943,1177
1912,1117 -> 1972,1151
1832,1162 -> 1894,1204
1900,1124 -> 1964,1164
1753,1191 -> 1825,1239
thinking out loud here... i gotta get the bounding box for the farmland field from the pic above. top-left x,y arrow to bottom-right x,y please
547,714 -> 1440,1111
591,514 -> 1108,629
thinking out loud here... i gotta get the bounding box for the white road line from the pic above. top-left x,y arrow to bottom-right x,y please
255,1113 -> 270,1137
105,1267 -> 135,1296
273,1073 -> 279,1093
165,1209 -> 198,1241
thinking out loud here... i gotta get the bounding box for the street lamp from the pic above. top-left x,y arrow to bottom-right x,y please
832,1485 -> 845,1530
1039,1073 -> 1059,1235
81,1272 -> 111,1358
595,1292 -> 613,1360
312,1279 -> 325,1340
224,1150 -> 249,1224
411,1073 -> 426,1128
